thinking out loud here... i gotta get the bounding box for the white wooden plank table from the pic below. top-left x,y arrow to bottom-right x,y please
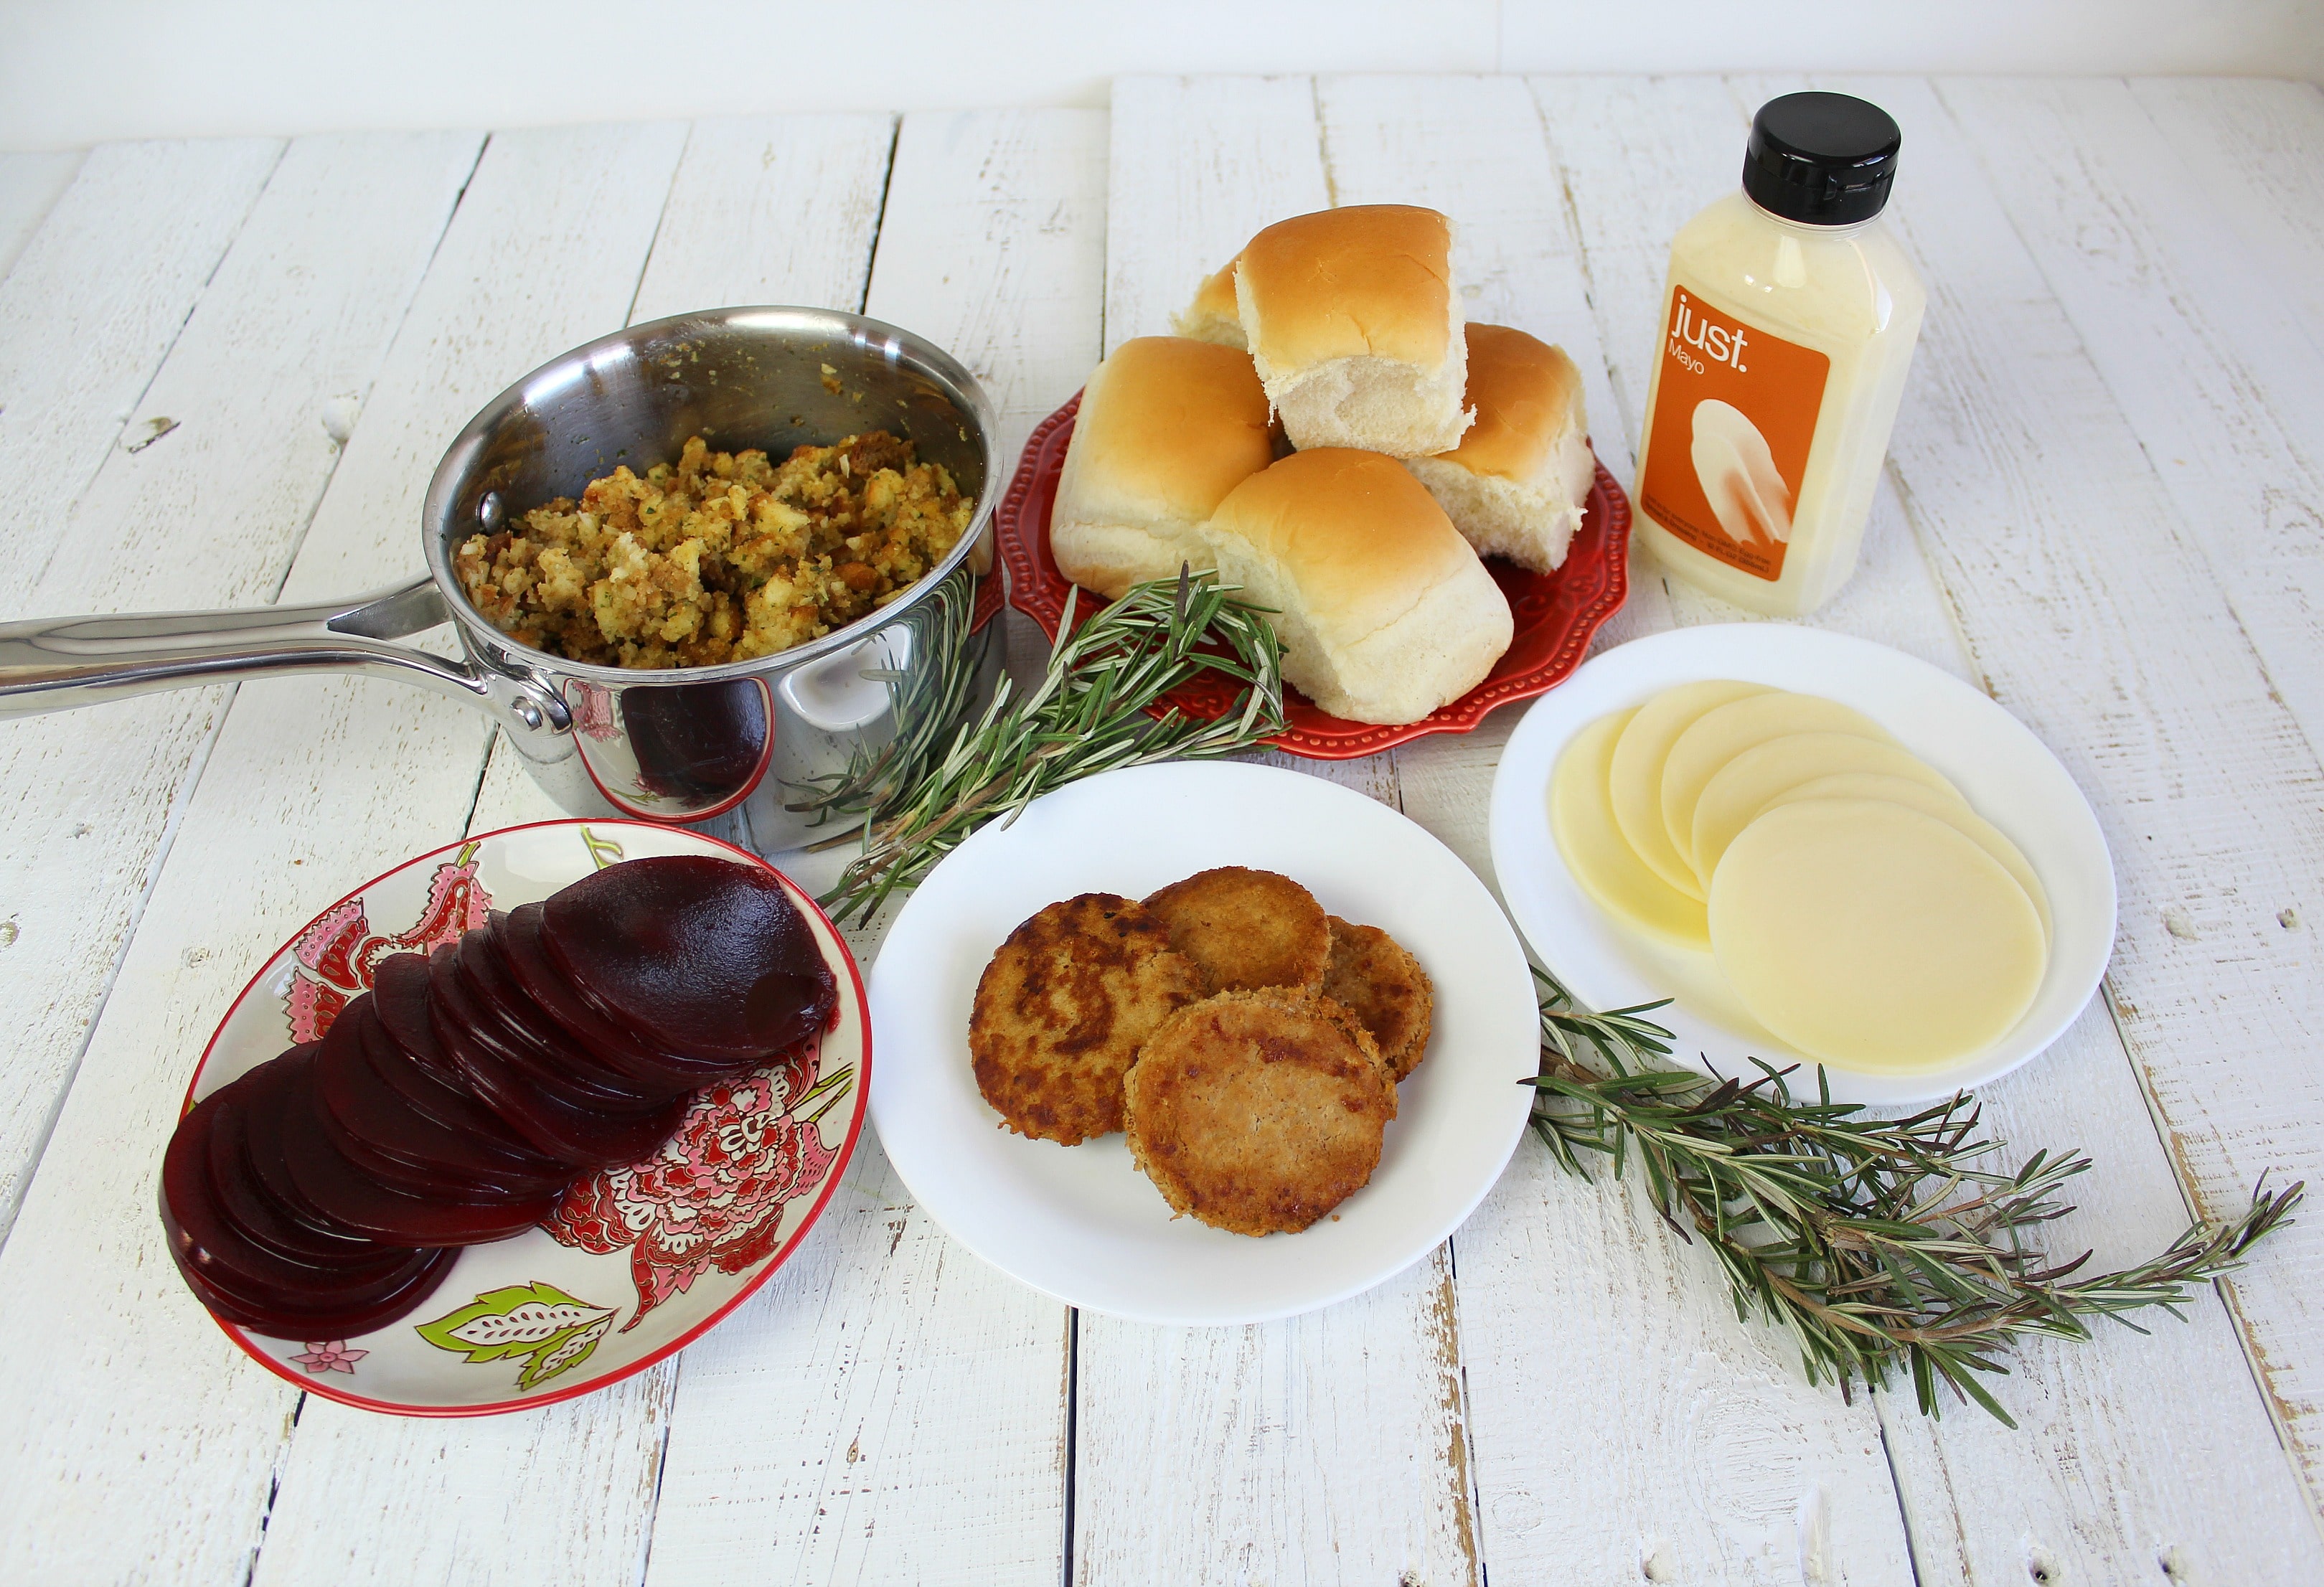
0,75 -> 2319,1586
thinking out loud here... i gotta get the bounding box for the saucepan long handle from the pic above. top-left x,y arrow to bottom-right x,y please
0,573 -> 570,740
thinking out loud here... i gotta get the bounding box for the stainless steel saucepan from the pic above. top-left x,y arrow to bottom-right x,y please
0,307 -> 1002,849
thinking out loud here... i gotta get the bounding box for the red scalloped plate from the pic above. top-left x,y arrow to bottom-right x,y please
996,392 -> 1632,760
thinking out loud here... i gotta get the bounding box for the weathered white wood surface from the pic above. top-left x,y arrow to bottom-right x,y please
628,113 -> 896,327
1535,69 -> 2323,1585
1741,72 -> 2324,1583
1938,77 -> 2324,770
1326,74 -> 1913,1585
0,121 -> 692,1585
1807,72 -> 2324,1538
248,119 -> 895,1587
0,131 -> 481,1246
638,108 -> 1104,1587
1080,77 -> 1481,1587
1,75 -> 2320,1587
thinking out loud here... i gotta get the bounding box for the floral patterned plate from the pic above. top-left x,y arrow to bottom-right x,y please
179,819 -> 869,1416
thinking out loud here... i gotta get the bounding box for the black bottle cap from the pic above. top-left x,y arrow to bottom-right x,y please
1742,92 -> 1901,225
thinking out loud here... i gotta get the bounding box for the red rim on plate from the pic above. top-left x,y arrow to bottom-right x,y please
181,819 -> 870,1418
995,391 -> 1632,760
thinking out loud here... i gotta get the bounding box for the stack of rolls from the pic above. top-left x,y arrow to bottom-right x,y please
1056,203 -> 1598,726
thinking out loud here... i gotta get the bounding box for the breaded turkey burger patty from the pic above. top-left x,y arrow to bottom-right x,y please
969,893 -> 1204,1145
1320,916 -> 1435,1081
1142,866 -> 1331,994
1124,987 -> 1393,1235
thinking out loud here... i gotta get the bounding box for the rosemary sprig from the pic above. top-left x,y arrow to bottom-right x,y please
1527,966 -> 2302,1424
815,568 -> 1285,926
786,561 -> 984,826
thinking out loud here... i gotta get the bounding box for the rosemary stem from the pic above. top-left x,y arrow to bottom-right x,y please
1525,964 -> 2302,1423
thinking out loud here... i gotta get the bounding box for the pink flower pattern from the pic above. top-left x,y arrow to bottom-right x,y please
571,682 -> 620,742
286,848 -> 491,1043
545,1042 -> 839,1329
291,1341 -> 368,1375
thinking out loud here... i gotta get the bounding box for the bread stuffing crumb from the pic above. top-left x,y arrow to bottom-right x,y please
453,431 -> 969,668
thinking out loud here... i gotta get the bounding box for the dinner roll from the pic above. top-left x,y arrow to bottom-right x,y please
1051,336 -> 1275,598
1233,205 -> 1473,457
1171,260 -> 1246,349
1403,324 -> 1595,573
1200,448 -> 1512,725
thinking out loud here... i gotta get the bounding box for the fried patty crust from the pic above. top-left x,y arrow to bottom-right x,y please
1321,917 -> 1435,1081
969,894 -> 1203,1145
1142,867 -> 1331,994
1124,989 -> 1395,1236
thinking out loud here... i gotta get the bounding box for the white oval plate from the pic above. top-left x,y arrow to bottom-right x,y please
1489,624 -> 2114,1106
868,761 -> 1539,1326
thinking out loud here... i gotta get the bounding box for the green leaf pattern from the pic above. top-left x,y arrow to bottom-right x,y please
521,1314 -> 613,1390
443,1300 -> 603,1350
416,1282 -> 618,1390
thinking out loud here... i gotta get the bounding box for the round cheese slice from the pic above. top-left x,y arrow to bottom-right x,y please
1660,692 -> 1893,875
1551,707 -> 1711,951
1761,772 -> 2054,947
1606,679 -> 1771,903
1708,798 -> 2048,1072
1689,733 -> 1960,888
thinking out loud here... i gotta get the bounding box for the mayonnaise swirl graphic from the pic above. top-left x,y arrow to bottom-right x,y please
1688,399 -> 1792,546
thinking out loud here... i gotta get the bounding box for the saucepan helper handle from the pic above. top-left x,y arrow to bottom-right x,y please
0,573 -> 570,742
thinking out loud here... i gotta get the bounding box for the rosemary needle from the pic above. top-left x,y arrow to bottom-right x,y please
1526,966 -> 2302,1424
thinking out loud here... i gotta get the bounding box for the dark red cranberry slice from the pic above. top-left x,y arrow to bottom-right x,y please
500,903 -> 753,1091
372,950 -> 464,1086
461,920 -> 687,1103
355,999 -> 569,1171
427,948 -> 686,1167
314,1002 -> 569,1200
276,1058 -> 562,1244
352,1009 -> 572,1187
162,1081 -> 420,1297
241,1047 -> 378,1243
171,1238 -> 457,1340
314,1004 -> 526,1196
161,1185 -> 439,1321
540,855 -> 835,1065
443,934 -> 669,1113
314,1068 -> 556,1205
431,943 -> 675,1123
204,1063 -> 383,1266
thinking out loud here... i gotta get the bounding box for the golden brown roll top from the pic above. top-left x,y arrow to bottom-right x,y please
1404,323 -> 1595,573
1434,324 -> 1586,481
1050,336 -> 1275,598
1236,206 -> 1456,369
1200,448 -> 1513,724
1171,260 -> 1246,349
1231,205 -> 1472,458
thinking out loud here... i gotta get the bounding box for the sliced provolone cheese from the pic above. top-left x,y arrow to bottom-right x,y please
1690,733 -> 1960,887
1606,679 -> 1771,903
1708,798 -> 2047,1071
1761,772 -> 2054,948
1660,692 -> 1892,875
1552,707 -> 1711,951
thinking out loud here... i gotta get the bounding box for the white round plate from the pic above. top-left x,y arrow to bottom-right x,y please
1489,624 -> 2114,1106
868,761 -> 1539,1326
184,819 -> 868,1416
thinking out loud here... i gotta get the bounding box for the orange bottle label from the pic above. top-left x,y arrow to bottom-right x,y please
1638,284 -> 1829,582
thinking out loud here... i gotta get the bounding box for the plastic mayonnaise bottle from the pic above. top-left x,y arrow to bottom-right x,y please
1634,93 -> 1926,616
